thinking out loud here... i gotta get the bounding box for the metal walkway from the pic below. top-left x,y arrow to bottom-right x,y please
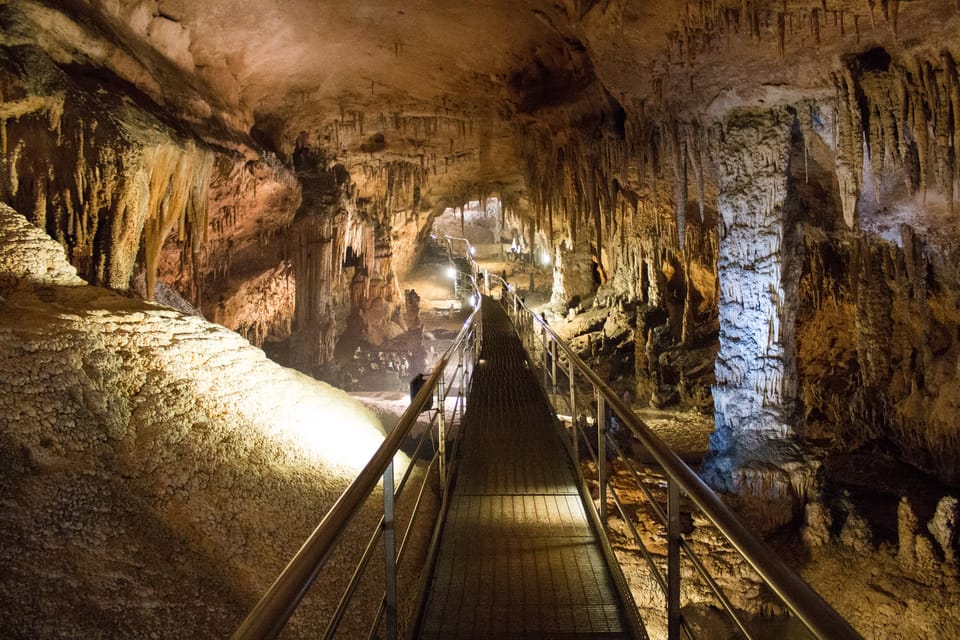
418,297 -> 629,639
232,271 -> 862,640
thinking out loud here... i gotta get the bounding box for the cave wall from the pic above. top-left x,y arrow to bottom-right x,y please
0,39 -> 447,378
516,44 -> 960,505
0,44 -> 214,293
793,50 -> 960,484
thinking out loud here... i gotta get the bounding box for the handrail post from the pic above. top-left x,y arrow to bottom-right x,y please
668,477 -> 681,640
438,378 -> 447,489
462,343 -> 468,403
569,359 -> 578,464
541,322 -> 549,391
597,391 -> 607,526
550,340 -> 558,407
521,308 -> 526,345
524,310 -> 530,351
383,460 -> 397,640
457,343 -> 465,425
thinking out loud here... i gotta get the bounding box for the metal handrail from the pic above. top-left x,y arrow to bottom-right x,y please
232,277 -> 482,640
491,277 -> 861,640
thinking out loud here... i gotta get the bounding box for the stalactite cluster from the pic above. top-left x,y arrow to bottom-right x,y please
316,108 -> 482,182
285,138 -> 416,372
522,112 -> 718,320
833,49 -> 960,224
520,106 -> 721,419
663,0 -> 901,70
360,159 -> 427,228
798,221 -> 960,483
0,47 -> 217,295
141,143 -> 214,299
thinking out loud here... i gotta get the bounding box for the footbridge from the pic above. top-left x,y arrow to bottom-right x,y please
231,267 -> 862,640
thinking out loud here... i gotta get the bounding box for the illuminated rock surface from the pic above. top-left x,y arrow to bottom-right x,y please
2,0 -> 960,637
0,203 -> 387,637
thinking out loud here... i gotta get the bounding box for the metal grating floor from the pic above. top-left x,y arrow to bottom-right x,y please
417,298 -> 629,639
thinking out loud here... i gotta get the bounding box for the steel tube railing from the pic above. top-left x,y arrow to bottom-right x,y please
320,424 -> 440,639
322,514 -> 383,640
232,275 -> 481,640
604,435 -> 754,639
667,478 -> 681,640
493,278 -> 862,640
608,486 -> 668,594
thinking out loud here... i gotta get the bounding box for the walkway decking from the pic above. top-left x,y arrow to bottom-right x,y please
418,297 -> 629,639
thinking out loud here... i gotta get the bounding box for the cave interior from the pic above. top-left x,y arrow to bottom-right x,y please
2,0 -> 960,637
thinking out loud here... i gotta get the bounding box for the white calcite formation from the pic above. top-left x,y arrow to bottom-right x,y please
702,108 -> 813,531
550,238 -> 598,313
0,203 -> 389,637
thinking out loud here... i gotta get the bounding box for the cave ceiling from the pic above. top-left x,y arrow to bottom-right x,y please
12,0 -> 954,211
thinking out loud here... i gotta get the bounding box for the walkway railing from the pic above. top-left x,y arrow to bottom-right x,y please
492,278 -> 862,640
232,278 -> 482,640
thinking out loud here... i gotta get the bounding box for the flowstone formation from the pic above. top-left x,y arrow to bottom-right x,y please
0,202 -> 391,637
702,107 -> 811,531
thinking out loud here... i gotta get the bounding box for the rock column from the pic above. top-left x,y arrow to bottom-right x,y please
703,107 -> 811,530
288,144 -> 352,374
550,238 -> 597,313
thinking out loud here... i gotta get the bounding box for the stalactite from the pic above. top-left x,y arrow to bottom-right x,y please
681,251 -> 696,346
834,68 -> 863,228
946,53 -> 960,211
811,9 -> 821,49
692,127 -> 706,224
777,12 -> 786,59
673,123 -> 688,250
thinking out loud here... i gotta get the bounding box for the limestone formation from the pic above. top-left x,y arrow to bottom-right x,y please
0,202 -> 391,637
3,0 -> 960,637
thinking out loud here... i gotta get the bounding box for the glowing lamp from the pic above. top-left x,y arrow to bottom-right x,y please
446,265 -> 457,279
